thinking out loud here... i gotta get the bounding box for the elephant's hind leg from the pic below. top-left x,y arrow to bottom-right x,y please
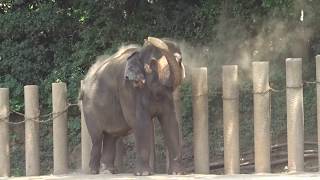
100,133 -> 117,174
89,133 -> 103,174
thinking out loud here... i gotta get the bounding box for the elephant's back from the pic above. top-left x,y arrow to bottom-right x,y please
83,45 -> 139,89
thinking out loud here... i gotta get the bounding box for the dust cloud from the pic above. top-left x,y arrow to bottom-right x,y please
177,0 -> 314,85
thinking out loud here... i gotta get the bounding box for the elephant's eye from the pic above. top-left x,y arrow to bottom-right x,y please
174,52 -> 182,63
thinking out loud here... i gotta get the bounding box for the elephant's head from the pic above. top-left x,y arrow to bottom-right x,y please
124,37 -> 185,90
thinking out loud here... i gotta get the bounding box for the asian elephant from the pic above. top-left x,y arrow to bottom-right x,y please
80,37 -> 185,175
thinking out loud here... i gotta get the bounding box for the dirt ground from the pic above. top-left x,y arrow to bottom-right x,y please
3,173 -> 320,180
68,133 -> 319,174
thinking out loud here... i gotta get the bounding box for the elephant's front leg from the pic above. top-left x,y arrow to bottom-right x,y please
100,133 -> 117,174
133,110 -> 154,176
160,103 -> 182,174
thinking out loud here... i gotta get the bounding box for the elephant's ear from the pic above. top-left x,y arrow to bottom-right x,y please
124,51 -> 144,81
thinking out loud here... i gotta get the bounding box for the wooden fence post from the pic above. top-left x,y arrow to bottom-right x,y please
0,88 -> 10,177
286,58 -> 304,173
52,82 -> 68,174
252,62 -> 271,173
317,55 -> 320,172
222,65 -> 240,174
192,67 -> 209,174
80,81 -> 92,173
24,85 -> 40,176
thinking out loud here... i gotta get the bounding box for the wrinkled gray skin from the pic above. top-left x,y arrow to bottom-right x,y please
80,38 -> 185,176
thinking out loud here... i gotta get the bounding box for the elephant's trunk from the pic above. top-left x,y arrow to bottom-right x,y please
147,37 -> 183,90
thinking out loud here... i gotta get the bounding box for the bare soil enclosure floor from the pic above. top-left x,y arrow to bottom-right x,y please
2,173 -> 320,180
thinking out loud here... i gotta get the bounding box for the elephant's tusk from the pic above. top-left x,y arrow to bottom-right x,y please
147,37 -> 169,51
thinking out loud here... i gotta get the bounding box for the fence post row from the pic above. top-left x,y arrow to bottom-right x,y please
0,88 -> 10,177
24,85 -> 40,176
1,55 -> 320,177
222,65 -> 240,175
192,67 -> 209,174
286,58 -> 304,173
252,62 -> 271,173
52,83 -> 68,174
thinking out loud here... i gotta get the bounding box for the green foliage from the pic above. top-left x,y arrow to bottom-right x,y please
0,75 -> 23,111
68,116 -> 81,147
10,128 -> 25,176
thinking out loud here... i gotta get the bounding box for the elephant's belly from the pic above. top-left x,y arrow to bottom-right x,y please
83,78 -> 132,136
103,116 -> 131,136
91,99 -> 131,136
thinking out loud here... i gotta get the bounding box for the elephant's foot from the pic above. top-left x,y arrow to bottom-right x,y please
135,170 -> 152,176
100,163 -> 116,174
135,166 -> 153,176
168,162 -> 183,175
90,168 -> 99,174
89,163 -> 100,174
169,166 -> 184,175
171,171 -> 184,175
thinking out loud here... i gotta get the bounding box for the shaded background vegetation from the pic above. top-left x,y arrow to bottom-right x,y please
1,0 -> 320,176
